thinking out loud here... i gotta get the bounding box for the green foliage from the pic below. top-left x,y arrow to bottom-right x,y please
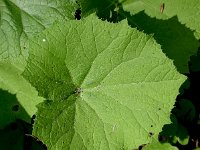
120,0 -> 200,38
0,0 -> 199,149
22,14 -> 185,149
0,0 -> 77,130
79,0 -> 200,73
0,0 -> 78,62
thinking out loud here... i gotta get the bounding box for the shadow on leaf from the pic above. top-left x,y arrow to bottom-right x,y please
122,11 -> 200,74
0,89 -> 30,129
0,89 -> 47,149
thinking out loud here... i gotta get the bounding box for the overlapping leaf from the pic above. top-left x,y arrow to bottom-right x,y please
0,0 -> 78,126
120,0 -> 200,38
0,0 -> 78,61
78,0 -> 200,73
123,11 -> 199,73
23,14 -> 186,149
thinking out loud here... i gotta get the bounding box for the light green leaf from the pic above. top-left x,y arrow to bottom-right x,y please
23,14 -> 186,149
120,0 -> 200,38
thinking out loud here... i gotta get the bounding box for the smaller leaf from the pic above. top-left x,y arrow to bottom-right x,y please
120,0 -> 200,39
176,124 -> 189,145
142,141 -> 178,150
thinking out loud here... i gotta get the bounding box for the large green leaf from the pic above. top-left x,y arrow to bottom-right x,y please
23,14 -> 186,149
120,0 -> 200,38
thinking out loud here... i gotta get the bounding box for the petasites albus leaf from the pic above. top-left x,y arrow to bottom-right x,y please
23,14 -> 186,150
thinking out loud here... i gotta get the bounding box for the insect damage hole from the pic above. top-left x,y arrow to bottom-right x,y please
75,8 -> 81,20
149,132 -> 154,137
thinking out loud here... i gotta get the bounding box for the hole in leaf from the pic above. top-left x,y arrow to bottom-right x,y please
12,105 -> 19,111
150,125 -> 153,127
138,144 -> 146,150
75,8 -> 81,20
149,132 -> 154,137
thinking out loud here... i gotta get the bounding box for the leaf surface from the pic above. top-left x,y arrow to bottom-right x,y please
23,14 -> 186,149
